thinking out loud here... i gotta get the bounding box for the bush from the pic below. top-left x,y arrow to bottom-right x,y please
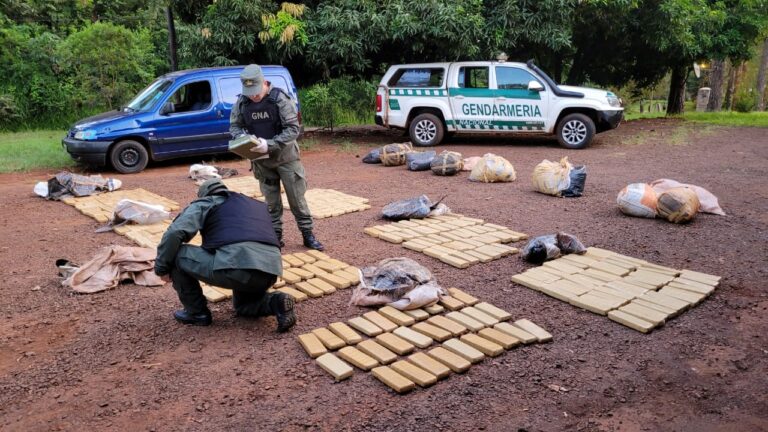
733,90 -> 756,113
299,77 -> 376,128
0,94 -> 22,128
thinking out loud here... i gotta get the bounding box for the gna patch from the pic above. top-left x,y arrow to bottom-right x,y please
251,111 -> 271,120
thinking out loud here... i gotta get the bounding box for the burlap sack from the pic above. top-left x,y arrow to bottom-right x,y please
430,151 -> 463,176
532,157 -> 572,196
657,187 -> 700,223
469,153 -> 516,183
380,143 -> 413,166
617,183 -> 658,218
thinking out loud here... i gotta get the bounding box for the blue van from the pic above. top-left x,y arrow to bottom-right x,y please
62,65 -> 302,173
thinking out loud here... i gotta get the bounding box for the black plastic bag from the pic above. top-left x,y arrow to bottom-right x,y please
382,195 -> 433,220
406,151 -> 436,171
562,165 -> 587,197
521,232 -> 587,264
362,148 -> 382,164
431,151 -> 463,176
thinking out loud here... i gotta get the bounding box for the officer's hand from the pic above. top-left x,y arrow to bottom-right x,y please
250,137 -> 268,154
160,274 -> 171,283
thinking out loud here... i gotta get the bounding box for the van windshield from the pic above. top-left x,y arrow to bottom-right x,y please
126,79 -> 173,112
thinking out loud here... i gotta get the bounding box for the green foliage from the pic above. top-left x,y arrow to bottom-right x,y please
733,90 -> 757,112
0,129 -> 74,173
57,22 -> 158,109
299,77 -> 375,128
684,111 -> 768,127
259,3 -> 308,61
0,94 -> 22,128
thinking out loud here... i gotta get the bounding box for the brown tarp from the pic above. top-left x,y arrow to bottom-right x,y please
63,246 -> 164,294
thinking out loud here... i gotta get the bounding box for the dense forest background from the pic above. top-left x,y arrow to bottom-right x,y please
1,0 -> 767,129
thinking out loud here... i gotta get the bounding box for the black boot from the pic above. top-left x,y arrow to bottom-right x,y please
173,308 -> 212,326
270,292 -> 296,332
275,230 -> 285,248
302,231 -> 324,251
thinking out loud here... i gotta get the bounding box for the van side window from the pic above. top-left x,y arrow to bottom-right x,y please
388,68 -> 445,87
168,80 -> 212,113
458,67 -> 489,89
496,67 -> 542,90
218,77 -> 241,105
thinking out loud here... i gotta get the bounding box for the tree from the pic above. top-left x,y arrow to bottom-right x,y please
757,37 -> 768,110
259,2 -> 308,62
706,59 -> 726,111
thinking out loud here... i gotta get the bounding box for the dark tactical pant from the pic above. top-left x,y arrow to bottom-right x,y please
252,160 -> 313,236
171,244 -> 278,316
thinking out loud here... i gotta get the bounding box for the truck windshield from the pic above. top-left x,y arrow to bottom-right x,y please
126,79 -> 173,112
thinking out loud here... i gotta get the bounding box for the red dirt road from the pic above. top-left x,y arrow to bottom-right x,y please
0,119 -> 766,431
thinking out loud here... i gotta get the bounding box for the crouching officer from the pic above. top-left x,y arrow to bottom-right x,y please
230,64 -> 324,251
155,179 -> 296,332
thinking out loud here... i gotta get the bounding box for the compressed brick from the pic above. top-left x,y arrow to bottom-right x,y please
408,351 -> 451,379
680,269 -> 721,284
585,247 -> 616,259
493,322 -> 537,343
602,257 -> 638,271
314,259 -> 346,272
625,270 -> 675,288
639,263 -> 680,276
559,253 -> 598,267
512,319 -> 552,342
391,360 -> 437,387
568,294 -> 618,315
463,249 -> 495,263
521,269 -> 562,284
411,322 -> 452,342
293,252 -> 316,264
619,302 -> 669,325
393,326 -> 433,348
668,279 -> 716,295
363,311 -> 398,333
549,279 -> 592,297
280,269 -> 302,284
276,287 -> 308,302
447,288 -> 479,306
298,333 -> 328,358
328,322 -> 363,345
460,333 -> 504,357
403,308 -> 430,321
641,291 -> 690,313
306,249 -> 330,261
511,274 -> 551,292
604,280 -> 650,298
311,328 -> 346,350
607,310 -> 656,333
580,268 -> 622,282
589,260 -> 631,276
315,272 -> 350,289
543,260 -> 584,275
378,232 -> 404,244
375,332 -> 415,355
403,239 -> 433,252
590,286 -> 635,302
378,306 -> 416,326
474,244 -> 506,259
427,347 -> 471,373
347,317 -> 384,337
426,315 -> 469,336
300,263 -> 327,277
371,366 -> 415,394
283,255 -> 304,267
333,269 -> 360,287
658,287 -> 705,304
316,353 -> 353,381
306,278 -> 337,294
294,281 -> 325,298
633,298 -> 678,316
438,254 -> 471,269
357,339 -> 398,365
337,346 -> 378,371
443,338 -> 485,364
460,306 -> 500,326
424,304 -> 445,315
478,327 -> 520,349
438,296 -> 465,311
446,311 -> 485,332
473,302 -> 512,321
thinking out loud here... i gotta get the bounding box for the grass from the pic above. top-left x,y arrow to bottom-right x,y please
0,130 -> 74,173
298,137 -> 319,151
681,111 -> 768,127
334,139 -> 359,154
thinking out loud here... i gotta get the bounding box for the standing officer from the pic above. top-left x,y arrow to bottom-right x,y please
155,178 -> 296,332
230,64 -> 324,251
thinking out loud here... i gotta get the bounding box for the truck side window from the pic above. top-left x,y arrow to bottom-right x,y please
496,67 -> 542,90
458,67 -> 489,89
169,80 -> 212,113
388,68 -> 445,87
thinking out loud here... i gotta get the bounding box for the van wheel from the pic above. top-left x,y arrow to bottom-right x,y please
556,113 -> 595,149
409,113 -> 444,147
110,140 -> 149,174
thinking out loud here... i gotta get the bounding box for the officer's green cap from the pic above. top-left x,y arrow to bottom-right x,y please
198,178 -> 229,198
240,64 -> 264,97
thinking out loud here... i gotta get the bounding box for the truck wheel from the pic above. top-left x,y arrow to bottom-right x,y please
409,113 -> 444,147
556,113 -> 595,149
110,140 -> 149,174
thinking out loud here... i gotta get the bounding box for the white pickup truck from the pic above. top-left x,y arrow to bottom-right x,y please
375,59 -> 623,149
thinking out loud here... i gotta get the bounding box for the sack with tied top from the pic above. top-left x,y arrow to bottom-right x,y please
380,143 -> 413,166
657,187 -> 700,223
431,150 -> 463,176
617,183 -> 658,218
532,157 -> 586,197
469,153 -> 516,183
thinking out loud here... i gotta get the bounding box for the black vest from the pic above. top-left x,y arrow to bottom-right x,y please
201,192 -> 280,249
242,89 -> 285,139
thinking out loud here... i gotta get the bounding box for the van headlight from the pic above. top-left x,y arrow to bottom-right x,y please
606,93 -> 621,108
74,129 -> 97,140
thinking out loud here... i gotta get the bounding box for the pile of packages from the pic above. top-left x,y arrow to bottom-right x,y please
617,179 -> 725,223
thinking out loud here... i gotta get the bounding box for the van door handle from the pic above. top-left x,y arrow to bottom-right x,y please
216,109 -> 224,118
454,95 -> 465,100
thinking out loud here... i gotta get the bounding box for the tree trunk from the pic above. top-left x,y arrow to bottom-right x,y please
706,59 -> 725,111
166,7 -> 178,72
666,65 -> 688,115
757,38 -> 768,111
724,60 -> 738,111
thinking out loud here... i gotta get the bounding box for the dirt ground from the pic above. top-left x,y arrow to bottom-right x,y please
0,118 -> 766,432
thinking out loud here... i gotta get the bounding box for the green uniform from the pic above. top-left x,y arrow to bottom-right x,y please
155,195 -> 283,315
230,86 -> 313,235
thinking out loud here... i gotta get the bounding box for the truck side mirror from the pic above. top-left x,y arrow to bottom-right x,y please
160,102 -> 175,115
528,81 -> 545,92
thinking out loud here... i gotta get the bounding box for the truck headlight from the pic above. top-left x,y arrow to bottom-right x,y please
74,129 -> 97,140
607,94 -> 621,108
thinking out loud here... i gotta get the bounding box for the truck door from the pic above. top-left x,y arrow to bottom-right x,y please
147,79 -> 230,158
449,65 -> 493,131
493,65 -> 548,132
